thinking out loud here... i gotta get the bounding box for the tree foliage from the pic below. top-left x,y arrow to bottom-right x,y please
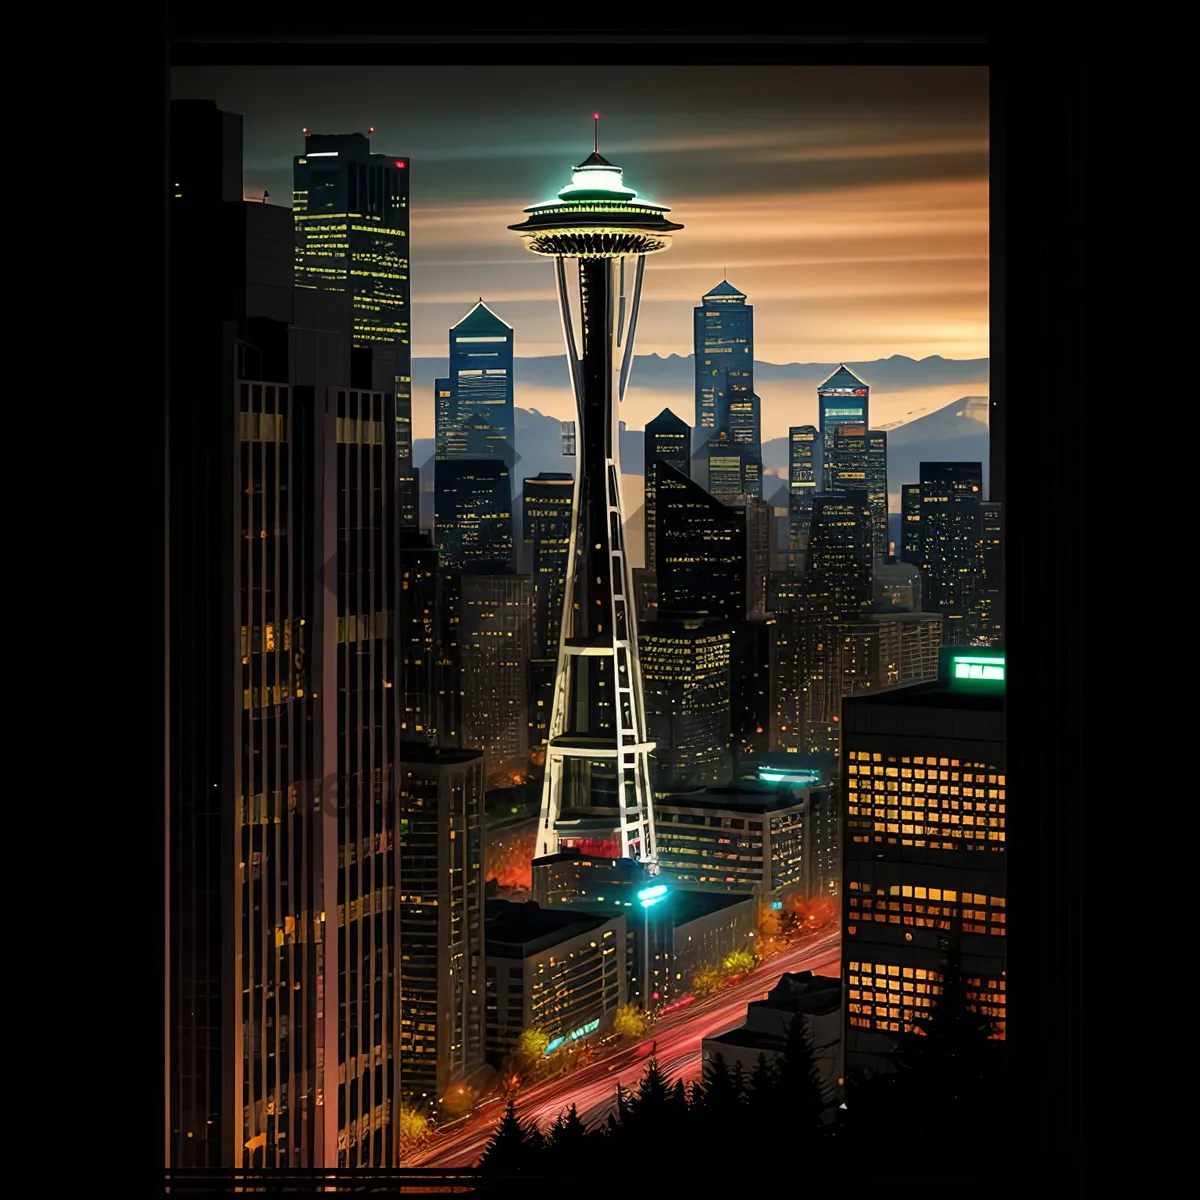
514,1026 -> 550,1066
721,947 -> 758,976
397,1105 -> 431,1147
692,963 -> 725,997
612,1003 -> 649,1041
479,1097 -> 543,1174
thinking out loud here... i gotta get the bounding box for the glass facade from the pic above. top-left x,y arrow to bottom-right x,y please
644,408 -> 691,575
918,461 -> 984,646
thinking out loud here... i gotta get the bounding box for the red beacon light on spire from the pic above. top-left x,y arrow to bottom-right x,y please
395,160 -> 406,169
368,126 -> 375,135
302,127 -> 310,137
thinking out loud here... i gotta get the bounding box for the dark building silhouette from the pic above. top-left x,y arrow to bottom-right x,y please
644,408 -> 691,575
842,649 -> 1007,1074
523,473 -> 574,747
737,498 -> 773,620
655,460 -> 746,620
868,430 -> 889,559
979,501 -> 1004,647
807,490 -> 874,614
900,482 -> 923,567
510,147 -> 682,862
171,103 -> 406,1169
788,424 -> 818,558
641,613 -> 734,794
399,530 -> 440,746
397,746 -> 487,1103
918,461 -> 984,646
434,458 -> 515,573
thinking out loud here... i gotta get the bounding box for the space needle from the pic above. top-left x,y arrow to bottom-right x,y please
510,119 -> 682,866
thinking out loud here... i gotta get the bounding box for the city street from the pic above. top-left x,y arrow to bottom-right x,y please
405,927 -> 842,1167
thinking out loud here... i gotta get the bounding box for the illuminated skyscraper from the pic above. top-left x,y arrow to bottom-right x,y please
867,430 -> 889,560
399,530 -> 440,746
292,131 -> 411,479
979,501 -> 1004,646
918,461 -> 984,646
817,365 -> 870,489
510,138 -> 682,862
807,490 -> 874,614
434,459 -> 515,574
694,279 -> 754,441
523,473 -> 575,747
441,300 -> 515,462
656,459 -> 746,619
842,649 -> 1006,1073
640,614 -> 733,794
455,573 -> 533,774
644,408 -> 690,575
788,425 -> 818,556
397,746 -> 486,1103
900,482 -> 923,567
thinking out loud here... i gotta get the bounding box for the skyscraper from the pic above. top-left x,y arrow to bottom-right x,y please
434,459 -> 515,574
523,473 -> 575,748
641,614 -> 733,794
399,530 -> 441,746
788,425 -> 818,556
817,365 -> 870,489
705,429 -> 748,504
807,490 -> 874,614
456,573 -> 533,775
694,279 -> 754,441
900,483 -> 923,567
442,300 -> 515,462
867,430 -> 889,560
510,140 -> 682,863
171,102 -> 404,1169
842,649 -> 1006,1074
644,408 -> 690,575
292,130 -> 411,479
655,460 -> 746,619
919,461 -> 984,645
397,746 -> 487,1104
979,501 -> 1004,647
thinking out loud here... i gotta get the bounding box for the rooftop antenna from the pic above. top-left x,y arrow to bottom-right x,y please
593,112 -> 599,154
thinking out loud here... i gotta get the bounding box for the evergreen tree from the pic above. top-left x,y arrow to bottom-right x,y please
746,1051 -> 778,1114
479,1097 -> 544,1174
691,1052 -> 747,1156
777,1013 -> 831,1140
542,1104 -> 589,1165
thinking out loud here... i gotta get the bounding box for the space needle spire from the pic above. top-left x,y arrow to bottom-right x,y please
509,127 -> 683,865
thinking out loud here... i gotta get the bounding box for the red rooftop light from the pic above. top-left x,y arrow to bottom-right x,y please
395,160 -> 406,169
368,126 -> 375,134
303,127 -> 309,136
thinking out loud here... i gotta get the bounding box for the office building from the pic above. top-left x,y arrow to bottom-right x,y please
436,300 -> 515,464
788,425 -> 818,555
633,567 -> 658,625
979,501 -> 1004,647
900,483 -> 923,567
654,782 -> 835,903
817,365 -> 870,489
397,746 -> 487,1104
510,146 -> 679,863
738,499 -> 773,619
456,574 -> 533,773
694,279 -> 754,442
842,649 -> 1006,1074
807,490 -> 874,614
873,558 -> 923,613
919,462 -> 984,646
656,460 -> 746,619
729,620 -> 771,766
704,428 -> 760,503
399,530 -> 440,746
531,850 -> 653,909
292,129 -> 411,478
170,102 -> 406,1170
484,901 -> 626,1063
868,430 -> 889,560
640,614 -> 733,794
433,458 -> 515,574
702,971 -> 842,1112
644,408 -> 691,575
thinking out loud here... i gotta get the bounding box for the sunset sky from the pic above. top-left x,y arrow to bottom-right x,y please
171,64 -> 989,439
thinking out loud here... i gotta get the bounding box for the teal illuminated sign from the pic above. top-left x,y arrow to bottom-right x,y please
757,767 -> 822,787
544,1018 -> 600,1056
951,654 -> 1006,683
637,884 -> 668,908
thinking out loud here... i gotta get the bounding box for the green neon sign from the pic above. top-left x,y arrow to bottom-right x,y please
544,1018 -> 600,1056
951,654 -> 1005,683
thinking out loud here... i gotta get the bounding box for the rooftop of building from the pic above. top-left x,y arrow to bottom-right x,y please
702,279 -> 748,302
818,363 -> 869,392
451,298 -> 512,335
657,782 -> 812,815
846,681 -> 1005,713
663,888 -> 754,926
486,899 -> 617,958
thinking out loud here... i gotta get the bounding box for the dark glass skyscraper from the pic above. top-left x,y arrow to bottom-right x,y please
694,279 -> 754,439
434,459 -> 515,573
918,462 -> 984,645
868,430 -> 889,560
817,364 -> 870,489
643,408 -> 690,575
900,483 -> 923,566
807,490 -> 874,614
656,460 -> 747,619
443,300 -> 515,462
510,144 -> 681,863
